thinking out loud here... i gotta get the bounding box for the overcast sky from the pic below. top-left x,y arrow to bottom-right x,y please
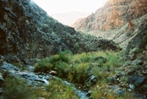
33,0 -> 107,14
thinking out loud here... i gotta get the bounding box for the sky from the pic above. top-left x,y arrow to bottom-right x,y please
33,0 -> 107,15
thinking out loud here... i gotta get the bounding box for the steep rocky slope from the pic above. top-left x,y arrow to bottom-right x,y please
0,0 -> 119,64
72,0 -> 147,47
120,19 -> 147,97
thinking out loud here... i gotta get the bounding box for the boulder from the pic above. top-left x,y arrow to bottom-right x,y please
132,59 -> 143,65
0,62 -> 19,71
85,75 -> 97,87
128,74 -> 146,87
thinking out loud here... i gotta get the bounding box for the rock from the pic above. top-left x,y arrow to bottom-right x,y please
132,60 -> 143,65
86,91 -> 92,97
0,73 -> 4,86
17,72 -> 50,85
75,90 -> 89,99
114,88 -> 126,96
38,97 -> 45,99
125,22 -> 147,58
142,70 -> 147,75
1,61 -> 89,99
23,59 -> 40,65
0,61 -> 50,86
129,84 -> 135,90
49,70 -> 57,76
72,0 -> 147,48
85,75 -> 96,87
134,94 -> 147,99
26,65 -> 35,72
0,0 -> 120,64
0,62 -> 19,71
128,74 -> 146,87
109,85 -> 126,96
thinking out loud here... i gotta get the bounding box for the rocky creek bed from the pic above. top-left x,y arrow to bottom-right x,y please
0,61 -> 89,99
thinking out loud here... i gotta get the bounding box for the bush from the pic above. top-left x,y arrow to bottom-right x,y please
34,57 -> 53,73
46,79 -> 79,99
2,77 -> 34,99
35,51 -> 120,86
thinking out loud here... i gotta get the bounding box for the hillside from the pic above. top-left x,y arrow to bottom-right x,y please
72,0 -> 147,47
0,0 -> 119,64
0,0 -> 147,99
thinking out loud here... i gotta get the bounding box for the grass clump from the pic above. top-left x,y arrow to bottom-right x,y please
46,79 -> 79,99
90,83 -> 135,99
34,57 -> 53,73
2,77 -> 35,99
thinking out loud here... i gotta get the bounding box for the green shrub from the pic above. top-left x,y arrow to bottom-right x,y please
46,79 -> 79,99
74,42 -> 80,51
59,52 -> 69,63
35,51 -> 120,86
2,77 -> 34,99
74,63 -> 89,83
49,55 -> 61,64
34,57 -> 53,73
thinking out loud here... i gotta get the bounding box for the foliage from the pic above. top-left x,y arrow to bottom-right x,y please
90,83 -> 135,99
35,51 -> 120,85
34,57 -> 53,73
74,42 -> 80,51
46,79 -> 79,99
2,77 -> 35,99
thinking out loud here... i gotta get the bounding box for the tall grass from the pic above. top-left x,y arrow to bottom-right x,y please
46,79 -> 79,99
2,77 -> 35,99
35,51 -> 120,85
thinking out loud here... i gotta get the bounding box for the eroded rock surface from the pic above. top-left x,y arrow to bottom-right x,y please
72,0 -> 147,48
0,0 -> 120,64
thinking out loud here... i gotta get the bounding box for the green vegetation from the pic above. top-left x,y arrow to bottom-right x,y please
46,79 -> 79,99
2,76 -> 78,99
34,50 -> 136,99
2,77 -> 35,99
35,50 -> 120,85
90,83 -> 135,99
31,78 -> 79,99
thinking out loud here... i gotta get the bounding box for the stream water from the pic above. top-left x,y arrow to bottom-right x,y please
0,62 -> 89,99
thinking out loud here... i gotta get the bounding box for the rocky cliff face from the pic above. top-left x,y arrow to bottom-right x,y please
0,0 -> 119,64
72,0 -> 147,47
121,19 -> 147,97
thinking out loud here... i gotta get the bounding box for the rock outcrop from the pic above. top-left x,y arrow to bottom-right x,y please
0,0 -> 120,64
119,19 -> 147,97
72,0 -> 147,47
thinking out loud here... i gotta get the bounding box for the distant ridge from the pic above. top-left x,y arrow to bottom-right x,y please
51,11 -> 89,26
72,0 -> 147,48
